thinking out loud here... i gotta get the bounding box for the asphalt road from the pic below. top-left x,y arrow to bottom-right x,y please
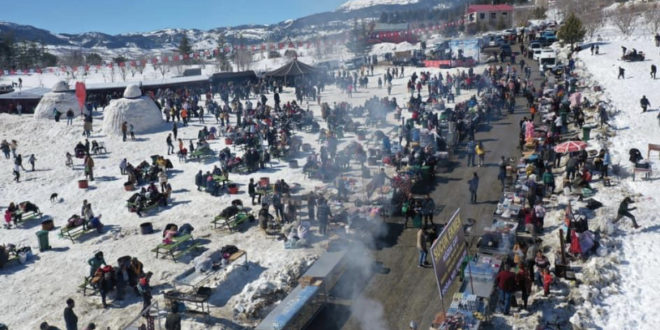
310,52 -> 545,330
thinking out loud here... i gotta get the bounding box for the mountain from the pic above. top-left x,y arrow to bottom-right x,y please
0,0 -> 460,54
339,0 -> 422,11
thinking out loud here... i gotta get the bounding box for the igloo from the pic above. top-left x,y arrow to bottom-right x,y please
102,84 -> 164,136
33,81 -> 80,120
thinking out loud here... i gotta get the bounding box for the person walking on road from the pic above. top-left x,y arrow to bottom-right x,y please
466,139 -> 476,167
495,266 -> 515,315
468,172 -> 479,204
613,197 -> 640,229
416,226 -> 430,268
498,156 -> 507,190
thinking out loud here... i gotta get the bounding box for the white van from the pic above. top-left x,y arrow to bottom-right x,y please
539,53 -> 558,71
534,47 -> 554,61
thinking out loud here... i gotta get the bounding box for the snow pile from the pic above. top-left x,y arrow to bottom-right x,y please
339,0 -> 419,11
102,85 -> 163,136
369,42 -> 419,56
33,81 -> 80,120
123,84 -> 142,98
233,256 -> 317,319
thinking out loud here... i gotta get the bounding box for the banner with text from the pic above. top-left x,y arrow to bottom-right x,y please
430,208 -> 466,299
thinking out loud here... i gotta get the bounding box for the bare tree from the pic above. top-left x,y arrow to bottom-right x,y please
610,3 -> 638,36
118,64 -> 128,82
233,48 -> 253,71
577,1 -> 605,40
153,61 -> 169,79
644,3 -> 660,34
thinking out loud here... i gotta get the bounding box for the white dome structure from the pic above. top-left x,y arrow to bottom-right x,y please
123,84 -> 142,98
33,81 -> 80,120
102,85 -> 163,136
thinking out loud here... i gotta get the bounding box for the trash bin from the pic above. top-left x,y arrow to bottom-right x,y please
78,179 -> 88,189
36,230 -> 50,252
582,126 -> 593,142
41,218 -> 54,231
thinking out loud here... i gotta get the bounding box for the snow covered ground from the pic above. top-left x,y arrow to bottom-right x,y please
0,58 -> 482,328
568,22 -> 660,330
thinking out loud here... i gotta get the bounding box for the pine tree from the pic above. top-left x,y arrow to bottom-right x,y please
178,35 -> 192,55
346,20 -> 371,58
558,13 -> 586,50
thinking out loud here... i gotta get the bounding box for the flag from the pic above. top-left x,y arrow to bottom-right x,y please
75,82 -> 86,111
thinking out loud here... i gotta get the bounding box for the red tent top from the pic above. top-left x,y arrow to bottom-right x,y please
467,4 -> 514,14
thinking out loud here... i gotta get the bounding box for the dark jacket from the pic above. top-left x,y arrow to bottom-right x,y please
317,203 -> 331,221
468,176 -> 479,192
165,312 -> 182,330
195,171 -> 204,187
618,198 -> 634,214
64,306 -> 78,330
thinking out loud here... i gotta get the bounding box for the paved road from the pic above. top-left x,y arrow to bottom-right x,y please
310,53 -> 545,330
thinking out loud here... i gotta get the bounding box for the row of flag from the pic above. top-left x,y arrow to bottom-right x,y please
0,19 -> 465,76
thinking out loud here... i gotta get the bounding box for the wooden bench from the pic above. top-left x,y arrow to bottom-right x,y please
152,234 -> 200,262
648,143 -> 660,159
633,167 -> 652,181
79,276 -> 99,296
17,210 -> 42,221
60,223 -> 94,243
212,212 -> 252,231
213,174 -> 230,185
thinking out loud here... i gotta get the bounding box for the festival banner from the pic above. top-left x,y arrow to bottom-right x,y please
430,208 -> 467,299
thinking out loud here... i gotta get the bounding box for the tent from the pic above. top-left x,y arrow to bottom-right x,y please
265,59 -> 318,83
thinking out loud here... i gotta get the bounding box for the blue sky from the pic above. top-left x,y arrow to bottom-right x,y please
3,0 -> 347,34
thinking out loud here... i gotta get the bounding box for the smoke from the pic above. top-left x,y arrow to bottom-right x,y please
341,218 -> 392,330
351,294 -> 389,330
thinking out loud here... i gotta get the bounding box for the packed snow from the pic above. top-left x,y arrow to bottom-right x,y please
33,81 -> 81,120
101,86 -> 165,136
567,22 -> 660,330
0,52 -> 483,328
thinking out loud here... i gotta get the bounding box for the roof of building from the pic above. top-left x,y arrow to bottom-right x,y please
467,4 -> 514,14
373,23 -> 409,32
0,87 -> 51,100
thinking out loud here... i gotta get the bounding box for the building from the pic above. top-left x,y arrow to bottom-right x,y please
368,23 -> 417,44
465,4 -> 514,28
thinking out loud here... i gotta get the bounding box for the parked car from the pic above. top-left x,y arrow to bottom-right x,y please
539,53 -> 558,71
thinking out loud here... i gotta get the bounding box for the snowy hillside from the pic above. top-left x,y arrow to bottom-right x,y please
569,22 -> 660,330
339,0 -> 421,11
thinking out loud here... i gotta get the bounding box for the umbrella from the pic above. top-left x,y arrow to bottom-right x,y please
554,140 -> 587,153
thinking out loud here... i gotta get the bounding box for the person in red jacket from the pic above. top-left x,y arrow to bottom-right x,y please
542,268 -> 553,296
495,266 -> 516,315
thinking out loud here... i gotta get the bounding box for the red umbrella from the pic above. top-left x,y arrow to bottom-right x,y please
554,140 -> 587,153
